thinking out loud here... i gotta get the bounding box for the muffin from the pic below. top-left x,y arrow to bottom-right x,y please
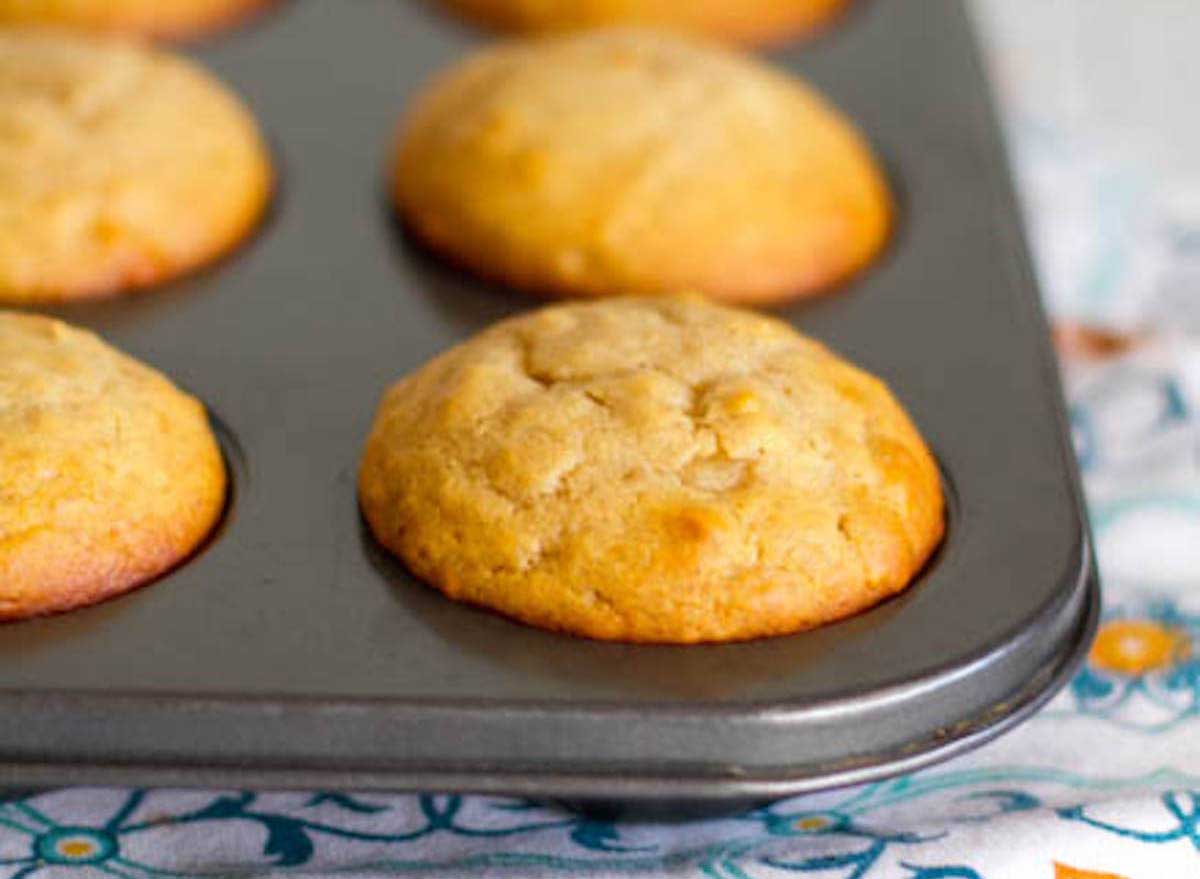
0,28 -> 272,302
435,0 -> 850,45
394,28 -> 891,305
0,0 -> 275,40
0,312 -> 226,619
360,297 -> 943,643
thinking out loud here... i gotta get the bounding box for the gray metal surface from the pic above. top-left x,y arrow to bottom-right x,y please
0,0 -> 1096,802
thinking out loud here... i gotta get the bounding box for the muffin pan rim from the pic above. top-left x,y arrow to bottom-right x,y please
0,552 -> 1096,801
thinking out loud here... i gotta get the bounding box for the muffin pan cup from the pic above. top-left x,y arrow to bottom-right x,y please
0,0 -> 1097,808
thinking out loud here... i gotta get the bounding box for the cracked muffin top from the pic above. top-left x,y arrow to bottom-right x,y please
0,311 -> 226,619
392,28 -> 891,305
359,297 -> 943,643
0,28 -> 272,302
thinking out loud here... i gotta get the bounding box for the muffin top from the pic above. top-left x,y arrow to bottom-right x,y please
360,297 -> 943,643
436,0 -> 849,45
0,311 -> 226,618
394,28 -> 891,304
0,28 -> 271,301
0,0 -> 275,40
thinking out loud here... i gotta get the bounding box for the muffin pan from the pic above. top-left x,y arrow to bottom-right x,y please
0,0 -> 1097,806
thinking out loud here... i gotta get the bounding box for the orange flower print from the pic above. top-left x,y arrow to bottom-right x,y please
1069,601 -> 1200,730
1052,321 -> 1148,364
1090,619 -> 1189,675
1055,862 -> 1129,879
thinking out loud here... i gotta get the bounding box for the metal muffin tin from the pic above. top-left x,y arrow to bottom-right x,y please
0,0 -> 1098,806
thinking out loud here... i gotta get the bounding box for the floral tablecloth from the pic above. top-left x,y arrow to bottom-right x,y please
3,3 -> 1199,876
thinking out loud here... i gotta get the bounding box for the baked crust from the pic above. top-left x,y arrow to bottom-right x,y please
393,28 -> 891,305
435,0 -> 851,46
360,297 -> 943,643
0,312 -> 227,619
0,29 -> 272,302
0,0 -> 277,40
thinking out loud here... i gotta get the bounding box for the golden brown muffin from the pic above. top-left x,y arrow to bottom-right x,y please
436,0 -> 849,45
394,29 -> 891,305
360,297 -> 943,643
0,29 -> 272,303
0,311 -> 226,619
0,0 -> 275,40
